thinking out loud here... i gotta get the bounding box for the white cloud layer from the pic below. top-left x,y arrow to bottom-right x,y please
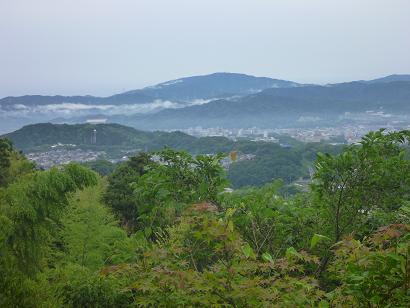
0,99 -> 213,118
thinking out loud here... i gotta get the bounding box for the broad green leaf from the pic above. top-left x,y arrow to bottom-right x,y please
318,300 -> 330,308
310,233 -> 331,249
242,243 -> 255,259
286,247 -> 303,260
262,252 -> 274,264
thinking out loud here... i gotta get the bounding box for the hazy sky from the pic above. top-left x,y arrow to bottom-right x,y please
1,0 -> 409,97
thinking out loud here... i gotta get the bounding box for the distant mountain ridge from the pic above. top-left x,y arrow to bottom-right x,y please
0,72 -> 298,106
127,72 -> 300,101
2,73 -> 408,106
365,74 -> 410,84
130,81 -> 410,129
1,72 -> 409,133
0,72 -> 302,133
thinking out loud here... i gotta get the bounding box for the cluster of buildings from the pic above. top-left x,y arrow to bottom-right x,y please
25,112 -> 410,170
167,126 -> 279,142
26,148 -> 105,169
273,123 -> 410,144
168,125 -> 356,144
166,111 -> 410,145
174,120 -> 410,145
272,127 -> 353,143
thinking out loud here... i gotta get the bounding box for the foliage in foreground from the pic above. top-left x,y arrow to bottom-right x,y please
0,131 -> 410,307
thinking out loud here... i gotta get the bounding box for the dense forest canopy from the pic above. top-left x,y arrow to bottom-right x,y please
0,130 -> 409,307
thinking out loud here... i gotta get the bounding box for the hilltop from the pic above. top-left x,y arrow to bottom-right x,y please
2,123 -> 197,152
0,72 -> 296,107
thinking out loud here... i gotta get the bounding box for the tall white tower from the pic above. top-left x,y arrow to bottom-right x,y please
91,129 -> 97,144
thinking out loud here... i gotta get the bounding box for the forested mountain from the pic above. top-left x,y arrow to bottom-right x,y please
1,73 -> 410,133
0,73 -> 296,107
3,122 -> 297,154
365,74 -> 410,83
132,81 -> 410,129
0,73 -> 299,133
3,73 -> 407,108
1,130 -> 409,307
0,95 -> 106,107
2,122 -> 344,188
125,72 -> 299,101
2,123 -> 195,151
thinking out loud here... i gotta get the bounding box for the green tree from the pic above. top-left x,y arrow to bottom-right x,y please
131,149 -> 227,235
313,130 -> 410,243
222,181 -> 318,258
82,159 -> 116,176
52,264 -> 130,308
329,224 -> 410,307
312,130 -> 410,279
107,204 -> 324,307
104,152 -> 152,231
58,181 -> 137,270
0,163 -> 97,307
0,138 -> 13,186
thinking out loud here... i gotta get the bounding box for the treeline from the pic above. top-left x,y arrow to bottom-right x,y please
5,123 -> 347,188
83,140 -> 345,189
0,130 -> 409,307
227,141 -> 343,188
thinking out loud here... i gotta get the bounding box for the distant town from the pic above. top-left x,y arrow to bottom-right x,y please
26,143 -> 257,170
168,125 -> 407,144
26,147 -> 106,169
24,110 -> 410,169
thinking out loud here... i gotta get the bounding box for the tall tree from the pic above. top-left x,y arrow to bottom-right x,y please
104,152 -> 152,231
0,163 -> 97,307
0,138 -> 12,186
312,130 -> 410,275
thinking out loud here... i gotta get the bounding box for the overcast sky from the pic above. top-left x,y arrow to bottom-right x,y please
0,0 -> 409,97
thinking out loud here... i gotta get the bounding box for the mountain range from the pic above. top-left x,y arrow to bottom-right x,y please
131,80 -> 410,129
1,72 -> 410,133
0,73 -> 297,107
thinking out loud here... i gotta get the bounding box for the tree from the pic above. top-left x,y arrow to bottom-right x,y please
0,163 -> 97,307
104,152 -> 152,231
1,129 -> 409,306
106,204 -> 324,307
82,160 -> 116,176
329,224 -> 410,307
0,138 -> 13,186
222,181 -> 318,258
312,130 -> 410,276
59,182 -> 137,270
131,149 -> 228,236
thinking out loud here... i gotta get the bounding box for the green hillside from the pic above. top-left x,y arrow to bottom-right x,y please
3,123 -> 347,189
2,123 -> 196,152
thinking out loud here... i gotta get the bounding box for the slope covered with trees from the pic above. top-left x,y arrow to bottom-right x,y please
0,130 -> 409,307
2,123 -> 194,152
4,123 -> 346,188
133,81 -> 410,129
